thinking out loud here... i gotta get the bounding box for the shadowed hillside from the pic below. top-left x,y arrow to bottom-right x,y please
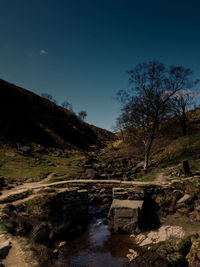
0,79 -> 115,150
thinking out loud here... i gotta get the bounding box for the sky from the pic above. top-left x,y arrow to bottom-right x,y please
1,0 -> 200,130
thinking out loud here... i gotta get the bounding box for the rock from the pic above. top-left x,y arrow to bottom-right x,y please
0,177 -> 6,188
50,149 -> 69,158
37,146 -> 47,154
126,249 -> 139,262
112,188 -> 145,200
18,146 -> 31,155
83,164 -> 93,169
182,160 -> 191,175
111,171 -> 123,178
177,194 -> 192,204
58,241 -> 66,248
83,169 -> 102,179
131,161 -> 144,174
176,194 -> 194,211
0,240 -> 12,259
108,199 -> 144,233
19,146 -> 30,152
112,188 -> 128,200
46,161 -> 55,167
135,234 -> 146,244
186,237 -> 200,266
53,249 -> 58,254
5,153 -> 15,157
135,225 -> 185,246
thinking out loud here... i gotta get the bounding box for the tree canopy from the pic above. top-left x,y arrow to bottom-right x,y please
117,61 -> 197,170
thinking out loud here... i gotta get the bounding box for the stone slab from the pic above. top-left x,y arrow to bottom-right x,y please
111,199 -> 144,210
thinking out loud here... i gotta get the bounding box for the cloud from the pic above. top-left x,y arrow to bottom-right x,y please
39,49 -> 48,55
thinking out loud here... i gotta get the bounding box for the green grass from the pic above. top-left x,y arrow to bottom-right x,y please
0,146 -> 86,182
112,140 -> 123,148
46,177 -> 68,184
138,171 -> 157,182
0,221 -> 7,232
157,132 -> 200,167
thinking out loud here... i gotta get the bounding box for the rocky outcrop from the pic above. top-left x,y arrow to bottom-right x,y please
134,225 -> 185,247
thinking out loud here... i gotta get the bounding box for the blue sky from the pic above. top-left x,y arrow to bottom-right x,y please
1,0 -> 200,130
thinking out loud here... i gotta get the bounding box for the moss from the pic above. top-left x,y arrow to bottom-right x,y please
166,252 -> 184,266
156,237 -> 192,267
176,236 -> 192,255
171,182 -> 185,190
0,221 -> 7,232
156,241 -> 176,257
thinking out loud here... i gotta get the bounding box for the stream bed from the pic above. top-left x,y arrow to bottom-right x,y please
57,217 -> 139,267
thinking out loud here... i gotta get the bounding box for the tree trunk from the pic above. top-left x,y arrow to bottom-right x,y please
120,129 -> 124,141
182,108 -> 187,136
144,137 -> 154,170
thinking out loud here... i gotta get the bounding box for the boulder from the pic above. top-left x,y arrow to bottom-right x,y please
182,160 -> 191,175
82,169 -> 102,179
108,199 -> 144,233
176,194 -> 194,211
177,194 -> 192,204
0,177 -> 6,189
5,153 -> 16,157
0,240 -> 12,259
18,146 -> 31,155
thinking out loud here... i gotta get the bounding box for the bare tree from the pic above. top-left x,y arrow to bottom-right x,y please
61,100 -> 73,111
78,110 -> 87,121
171,90 -> 196,135
41,93 -> 57,104
117,61 -> 195,170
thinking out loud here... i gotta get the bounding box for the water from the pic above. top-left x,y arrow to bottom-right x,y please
57,218 -> 138,267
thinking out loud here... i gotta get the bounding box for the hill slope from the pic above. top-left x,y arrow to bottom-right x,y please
0,79 -> 115,150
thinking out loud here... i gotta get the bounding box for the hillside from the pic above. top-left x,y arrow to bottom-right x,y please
0,79 -> 115,150
89,108 -> 200,182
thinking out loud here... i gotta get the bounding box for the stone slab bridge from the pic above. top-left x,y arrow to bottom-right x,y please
0,179 -> 172,234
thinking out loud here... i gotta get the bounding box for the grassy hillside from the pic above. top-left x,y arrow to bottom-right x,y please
0,79 -> 115,150
99,108 -> 200,181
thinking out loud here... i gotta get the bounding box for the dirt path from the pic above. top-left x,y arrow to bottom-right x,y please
0,172 -> 64,200
154,168 -> 174,184
2,239 -> 28,267
155,172 -> 167,183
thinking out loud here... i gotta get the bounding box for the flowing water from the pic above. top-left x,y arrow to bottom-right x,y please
57,217 -> 138,267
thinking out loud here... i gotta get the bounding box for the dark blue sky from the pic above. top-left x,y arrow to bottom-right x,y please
1,0 -> 200,130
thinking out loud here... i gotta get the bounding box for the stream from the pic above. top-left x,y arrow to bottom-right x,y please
57,217 -> 138,267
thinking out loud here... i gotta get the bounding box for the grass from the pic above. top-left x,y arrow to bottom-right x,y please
0,221 -> 7,232
0,145 -> 86,182
138,171 -> 157,182
157,132 -> 200,166
112,140 -> 123,149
